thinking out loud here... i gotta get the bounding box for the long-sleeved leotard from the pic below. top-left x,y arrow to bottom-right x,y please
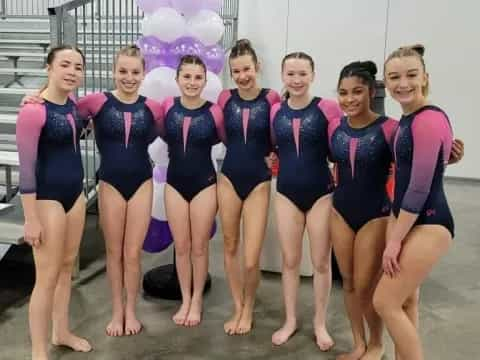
161,97 -> 225,202
217,88 -> 280,200
330,116 -> 398,232
77,92 -> 164,201
393,105 -> 454,237
270,97 -> 342,212
16,99 -> 86,211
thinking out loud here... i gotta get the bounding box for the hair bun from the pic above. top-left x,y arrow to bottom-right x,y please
400,44 -> 425,57
410,44 -> 425,56
235,39 -> 252,49
358,60 -> 378,77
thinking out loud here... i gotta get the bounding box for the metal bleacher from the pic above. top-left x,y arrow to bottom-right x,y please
0,0 -> 239,250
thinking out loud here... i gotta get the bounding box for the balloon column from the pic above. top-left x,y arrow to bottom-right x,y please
142,138 -> 173,253
137,0 -> 225,103
138,0 -> 226,300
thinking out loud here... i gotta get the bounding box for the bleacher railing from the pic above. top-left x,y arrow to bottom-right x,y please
48,0 -> 238,205
0,0 -> 64,18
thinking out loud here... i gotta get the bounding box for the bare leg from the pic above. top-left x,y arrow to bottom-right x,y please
185,184 -> 218,327
330,209 -> 365,360
353,218 -> 387,360
99,181 -> 127,336
306,195 -> 334,351
165,184 -> 192,326
373,226 -> 452,360
217,175 -> 244,335
123,180 -> 153,335
51,195 -> 91,351
236,181 -> 270,335
30,201 -> 67,360
395,287 -> 420,360
271,193 -> 305,346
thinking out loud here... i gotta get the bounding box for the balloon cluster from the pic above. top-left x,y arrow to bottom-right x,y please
137,0 -> 225,103
143,138 -> 173,253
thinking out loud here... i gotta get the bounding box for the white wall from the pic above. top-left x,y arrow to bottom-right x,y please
238,0 -> 478,179
386,0 -> 478,178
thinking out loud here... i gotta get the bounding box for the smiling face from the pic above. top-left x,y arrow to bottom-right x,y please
176,63 -> 207,98
384,56 -> 428,111
46,49 -> 84,93
337,76 -> 372,118
113,54 -> 145,97
230,54 -> 258,92
281,57 -> 314,99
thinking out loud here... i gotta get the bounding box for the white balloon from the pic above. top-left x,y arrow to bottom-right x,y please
141,7 -> 186,42
211,143 -> 225,171
148,137 -> 169,166
187,10 -> 225,46
140,66 -> 181,103
151,174 -> 167,220
201,71 -> 223,103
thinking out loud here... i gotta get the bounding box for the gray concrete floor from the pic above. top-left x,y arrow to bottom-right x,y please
0,179 -> 478,359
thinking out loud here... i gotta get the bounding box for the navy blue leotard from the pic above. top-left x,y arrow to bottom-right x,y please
393,105 -> 454,237
270,97 -> 342,212
17,99 -> 86,212
330,116 -> 398,232
217,88 -> 280,200
77,92 -> 163,201
161,97 -> 225,202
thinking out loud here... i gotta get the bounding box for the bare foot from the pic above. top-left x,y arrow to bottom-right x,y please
172,302 -> 190,326
184,298 -> 202,327
314,325 -> 334,351
271,320 -> 297,345
224,310 -> 242,335
106,313 -> 124,337
236,307 -> 254,335
52,332 -> 92,352
125,311 -> 143,336
361,343 -> 384,360
336,343 -> 366,360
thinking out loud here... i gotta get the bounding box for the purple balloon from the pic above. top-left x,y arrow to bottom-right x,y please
143,218 -> 174,253
153,165 -> 167,183
137,0 -> 171,14
203,44 -> 225,74
168,36 -> 205,68
137,36 -> 170,57
137,36 -> 173,72
144,55 -> 169,73
202,0 -> 222,13
210,220 -> 217,238
170,0 -> 203,17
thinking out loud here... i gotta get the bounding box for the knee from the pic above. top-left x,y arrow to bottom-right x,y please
106,245 -> 123,262
402,290 -> 419,310
372,290 -> 392,317
175,241 -> 191,257
283,254 -> 301,271
313,258 -> 331,275
59,254 -> 77,272
245,260 -> 260,275
223,237 -> 238,258
191,242 -> 208,258
34,269 -> 61,292
123,249 -> 141,268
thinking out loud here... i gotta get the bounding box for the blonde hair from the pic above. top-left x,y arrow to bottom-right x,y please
384,44 -> 429,96
114,44 -> 145,70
